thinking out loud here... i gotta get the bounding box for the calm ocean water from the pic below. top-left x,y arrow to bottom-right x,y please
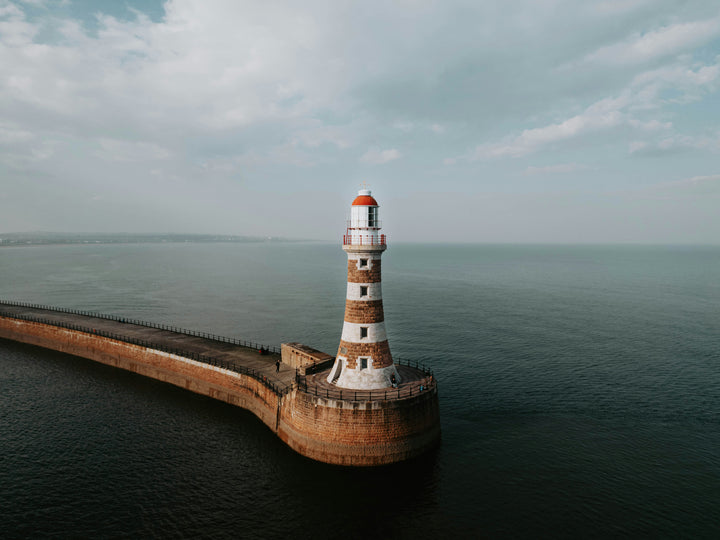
1,242 -> 719,538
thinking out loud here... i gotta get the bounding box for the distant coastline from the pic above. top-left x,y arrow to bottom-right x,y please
0,232 -> 304,247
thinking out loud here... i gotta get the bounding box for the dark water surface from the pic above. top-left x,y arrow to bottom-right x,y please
1,243 -> 719,538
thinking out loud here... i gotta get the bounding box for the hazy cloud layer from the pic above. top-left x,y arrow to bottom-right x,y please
1,0 -> 720,243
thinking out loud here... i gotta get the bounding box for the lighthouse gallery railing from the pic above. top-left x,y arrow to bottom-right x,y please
342,233 -> 387,246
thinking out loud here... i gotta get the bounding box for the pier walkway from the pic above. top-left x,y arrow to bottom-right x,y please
0,301 -> 295,392
0,300 -> 436,401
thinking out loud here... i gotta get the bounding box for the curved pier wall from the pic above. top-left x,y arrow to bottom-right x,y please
0,317 -> 280,431
278,387 -> 441,466
0,315 -> 441,466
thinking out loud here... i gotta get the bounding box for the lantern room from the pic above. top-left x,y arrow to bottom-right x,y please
344,189 -> 385,247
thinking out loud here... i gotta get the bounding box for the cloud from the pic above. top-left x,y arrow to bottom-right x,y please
628,62 -> 720,109
0,2 -> 36,46
646,174 -> 720,197
671,174 -> 720,187
592,0 -> 652,15
465,56 -> 720,161
580,17 -> 720,66
290,122 -> 354,149
96,139 -> 171,162
0,122 -> 33,143
629,140 -> 647,153
0,2 -> 338,134
524,163 -> 588,175
392,121 -> 445,134
470,109 -> 623,160
1,0 -> 720,241
392,121 -> 415,132
359,148 -> 401,165
630,134 -> 720,155
627,119 -> 672,131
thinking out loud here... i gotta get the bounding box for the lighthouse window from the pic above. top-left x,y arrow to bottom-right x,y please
359,258 -> 368,268
359,358 -> 368,370
360,327 -> 368,339
368,207 -> 377,227
360,286 -> 368,297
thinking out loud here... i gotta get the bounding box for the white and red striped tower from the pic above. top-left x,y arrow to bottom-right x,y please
327,188 -> 399,390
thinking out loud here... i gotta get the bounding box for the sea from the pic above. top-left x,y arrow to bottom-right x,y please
1,242 -> 719,538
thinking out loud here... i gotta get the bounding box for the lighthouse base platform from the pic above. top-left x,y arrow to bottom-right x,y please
283,365 -> 441,466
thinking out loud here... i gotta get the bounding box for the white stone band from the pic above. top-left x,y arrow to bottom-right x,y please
340,321 -> 387,343
345,282 -> 383,301
345,252 -> 382,261
329,361 -> 400,390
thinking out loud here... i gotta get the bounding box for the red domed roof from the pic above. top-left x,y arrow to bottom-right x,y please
352,195 -> 378,206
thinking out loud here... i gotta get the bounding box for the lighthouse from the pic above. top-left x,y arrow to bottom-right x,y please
327,188 -> 399,390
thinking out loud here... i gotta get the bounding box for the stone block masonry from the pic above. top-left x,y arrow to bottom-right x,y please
277,385 -> 441,466
343,300 -> 384,323
337,340 -> 393,369
347,259 -> 382,283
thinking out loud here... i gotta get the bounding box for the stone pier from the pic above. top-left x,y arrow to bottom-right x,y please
0,302 -> 440,466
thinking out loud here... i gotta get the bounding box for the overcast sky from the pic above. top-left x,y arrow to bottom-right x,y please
1,0 -> 720,243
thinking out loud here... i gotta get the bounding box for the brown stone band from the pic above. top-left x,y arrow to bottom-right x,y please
347,259 -> 382,283
343,299 -> 384,324
336,339 -> 393,370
